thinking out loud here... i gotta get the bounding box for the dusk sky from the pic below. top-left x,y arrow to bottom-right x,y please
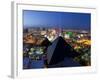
23,10 -> 91,30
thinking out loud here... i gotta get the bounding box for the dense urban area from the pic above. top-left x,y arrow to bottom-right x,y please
23,27 -> 91,69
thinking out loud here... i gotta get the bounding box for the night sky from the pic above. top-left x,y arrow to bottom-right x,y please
23,10 -> 91,30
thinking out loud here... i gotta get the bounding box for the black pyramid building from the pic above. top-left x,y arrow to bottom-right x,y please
46,36 -> 81,67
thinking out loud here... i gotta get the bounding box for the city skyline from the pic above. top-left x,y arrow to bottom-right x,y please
23,10 -> 91,30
